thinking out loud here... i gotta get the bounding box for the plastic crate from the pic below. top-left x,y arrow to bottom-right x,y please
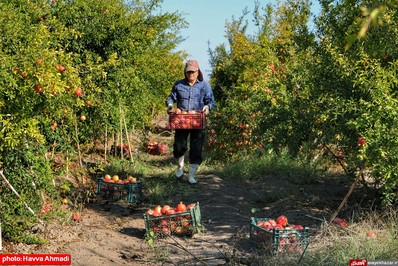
96,178 -> 143,203
168,112 -> 206,129
143,202 -> 202,237
250,217 -> 310,255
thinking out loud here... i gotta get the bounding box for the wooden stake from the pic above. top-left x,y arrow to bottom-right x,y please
330,168 -> 364,223
51,140 -> 56,159
112,133 -> 116,157
119,107 -> 123,160
66,156 -> 69,178
104,124 -> 108,161
74,118 -> 83,168
122,109 -> 134,162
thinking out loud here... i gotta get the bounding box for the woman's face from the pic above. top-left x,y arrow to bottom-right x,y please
186,70 -> 198,84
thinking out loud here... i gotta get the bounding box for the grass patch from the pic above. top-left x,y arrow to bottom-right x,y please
213,150 -> 325,184
295,209 -> 396,265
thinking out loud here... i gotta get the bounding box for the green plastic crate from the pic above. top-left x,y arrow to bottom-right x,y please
143,202 -> 202,237
250,217 -> 310,256
96,178 -> 143,203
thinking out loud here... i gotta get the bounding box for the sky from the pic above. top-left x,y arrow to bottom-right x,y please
158,0 -> 321,80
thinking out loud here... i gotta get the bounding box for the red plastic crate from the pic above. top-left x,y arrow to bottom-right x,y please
168,111 -> 206,129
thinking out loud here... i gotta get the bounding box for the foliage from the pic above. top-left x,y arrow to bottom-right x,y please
0,144 -> 56,243
208,0 -> 315,159
0,0 -> 187,243
208,0 -> 398,205
311,0 -> 398,205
